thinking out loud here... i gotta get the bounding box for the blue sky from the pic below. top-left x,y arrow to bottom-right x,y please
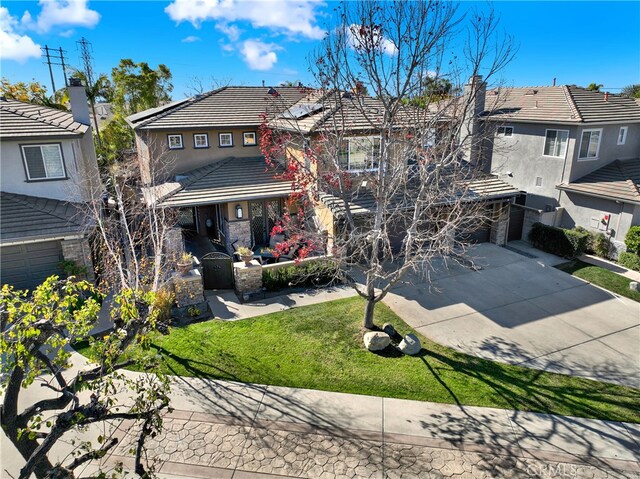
1,1 -> 639,99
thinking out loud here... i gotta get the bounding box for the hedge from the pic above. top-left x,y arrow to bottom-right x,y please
618,252 -> 640,272
262,260 -> 343,292
528,222 -> 590,258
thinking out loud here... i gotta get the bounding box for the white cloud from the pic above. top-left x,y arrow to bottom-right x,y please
182,35 -> 201,43
0,7 -> 41,63
165,0 -> 325,40
241,39 -> 279,70
216,22 -> 241,42
33,0 -> 100,33
346,24 -> 397,56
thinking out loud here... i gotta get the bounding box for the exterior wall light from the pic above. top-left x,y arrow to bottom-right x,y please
235,204 -> 244,219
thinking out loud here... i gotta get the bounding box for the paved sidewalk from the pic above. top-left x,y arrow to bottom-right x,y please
94,375 -> 639,479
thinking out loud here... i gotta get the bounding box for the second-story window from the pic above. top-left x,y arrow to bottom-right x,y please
618,126 -> 628,145
338,136 -> 381,172
496,126 -> 513,137
219,132 -> 233,147
168,134 -> 183,149
194,133 -> 209,148
578,129 -> 602,160
21,144 -> 66,180
543,129 -> 569,158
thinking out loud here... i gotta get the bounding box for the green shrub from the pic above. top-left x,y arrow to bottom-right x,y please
618,252 -> 640,272
624,226 -> 640,254
591,232 -> 612,259
262,260 -> 342,292
528,222 -> 589,258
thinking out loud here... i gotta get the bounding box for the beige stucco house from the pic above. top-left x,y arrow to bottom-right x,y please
0,79 -> 100,289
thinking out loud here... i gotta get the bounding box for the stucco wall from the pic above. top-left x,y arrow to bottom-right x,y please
568,123 -> 640,181
0,136 -> 94,202
488,122 -> 578,210
559,192 -> 635,247
139,127 -> 262,178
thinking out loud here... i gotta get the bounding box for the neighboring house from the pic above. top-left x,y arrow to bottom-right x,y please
91,102 -> 114,131
127,86 -> 307,252
0,79 -> 100,289
481,85 -> 640,252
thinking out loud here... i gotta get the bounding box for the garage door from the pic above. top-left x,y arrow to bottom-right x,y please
1,241 -> 64,291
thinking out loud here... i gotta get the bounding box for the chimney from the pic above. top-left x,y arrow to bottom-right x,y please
460,75 -> 487,166
67,77 -> 91,126
604,92 -> 609,101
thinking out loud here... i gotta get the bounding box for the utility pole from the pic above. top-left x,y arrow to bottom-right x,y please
42,45 -> 69,97
77,37 -> 102,148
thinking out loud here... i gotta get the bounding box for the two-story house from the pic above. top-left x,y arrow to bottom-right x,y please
0,79 -> 100,290
127,86 -> 308,253
481,85 -> 640,252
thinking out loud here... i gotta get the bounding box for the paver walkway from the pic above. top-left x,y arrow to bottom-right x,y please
88,375 -> 640,479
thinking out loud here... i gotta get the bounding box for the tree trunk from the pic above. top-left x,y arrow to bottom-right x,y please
363,296 -> 375,329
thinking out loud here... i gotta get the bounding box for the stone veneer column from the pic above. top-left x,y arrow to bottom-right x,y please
61,238 -> 95,281
490,202 -> 509,246
233,260 -> 263,300
172,269 -> 205,307
226,219 -> 252,252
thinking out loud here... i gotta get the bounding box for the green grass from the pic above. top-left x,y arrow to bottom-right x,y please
555,259 -> 640,302
76,297 -> 640,423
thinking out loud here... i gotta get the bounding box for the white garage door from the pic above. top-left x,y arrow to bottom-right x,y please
1,241 -> 64,291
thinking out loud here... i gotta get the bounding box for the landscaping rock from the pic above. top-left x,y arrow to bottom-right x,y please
382,322 -> 399,338
398,334 -> 422,356
630,281 -> 639,292
363,331 -> 391,351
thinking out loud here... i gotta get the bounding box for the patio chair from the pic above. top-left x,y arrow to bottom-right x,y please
269,234 -> 285,249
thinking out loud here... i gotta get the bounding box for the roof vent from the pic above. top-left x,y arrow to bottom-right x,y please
267,87 -> 280,97
525,89 -> 538,96
604,92 -> 609,102
342,91 -> 353,99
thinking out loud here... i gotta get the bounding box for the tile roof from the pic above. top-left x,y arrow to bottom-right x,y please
159,156 -> 293,207
0,98 -> 88,138
270,91 -> 433,134
0,192 -> 88,244
557,158 -> 640,205
320,173 -> 520,218
127,86 -> 309,130
483,86 -> 640,124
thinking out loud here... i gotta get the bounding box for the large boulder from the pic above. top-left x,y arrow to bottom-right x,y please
398,334 -> 422,356
363,331 -> 391,351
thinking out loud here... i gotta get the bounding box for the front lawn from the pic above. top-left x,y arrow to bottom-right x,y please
555,259 -> 640,302
77,297 -> 639,423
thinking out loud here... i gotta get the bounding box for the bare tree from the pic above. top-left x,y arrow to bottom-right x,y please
1,146 -> 180,479
184,75 -> 233,96
262,0 -> 515,329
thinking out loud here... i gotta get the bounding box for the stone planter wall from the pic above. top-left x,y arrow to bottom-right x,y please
234,260 -> 262,300
171,269 -> 205,307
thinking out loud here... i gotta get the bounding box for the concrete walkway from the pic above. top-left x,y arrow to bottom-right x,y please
382,243 -> 640,388
85,375 -> 639,478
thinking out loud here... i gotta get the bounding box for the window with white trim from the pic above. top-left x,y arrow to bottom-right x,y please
543,130 -> 569,158
193,133 -> 208,148
618,126 -> 628,145
21,144 -> 66,180
338,136 -> 381,171
496,126 -> 513,137
219,132 -> 233,147
243,131 -> 257,146
168,134 -> 183,149
579,129 -> 602,159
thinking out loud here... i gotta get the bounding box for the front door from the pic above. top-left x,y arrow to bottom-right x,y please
249,199 -> 282,245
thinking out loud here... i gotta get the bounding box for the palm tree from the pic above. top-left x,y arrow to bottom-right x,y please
587,83 -> 604,92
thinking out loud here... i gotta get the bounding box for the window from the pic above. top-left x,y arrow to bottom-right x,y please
578,129 -> 602,160
496,126 -> 513,137
219,132 -> 233,147
618,126 -> 628,145
21,144 -> 66,180
338,136 -> 381,171
243,131 -> 257,146
168,134 -> 183,149
543,129 -> 569,158
193,133 -> 208,148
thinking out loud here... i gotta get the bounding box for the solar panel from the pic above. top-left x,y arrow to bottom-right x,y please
281,103 -> 323,119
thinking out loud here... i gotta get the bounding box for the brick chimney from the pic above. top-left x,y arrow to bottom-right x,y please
67,77 -> 91,126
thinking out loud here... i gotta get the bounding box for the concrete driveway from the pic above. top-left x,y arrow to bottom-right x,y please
384,242 -> 640,388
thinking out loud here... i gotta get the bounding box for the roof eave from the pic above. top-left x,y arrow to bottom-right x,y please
556,184 -> 640,206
